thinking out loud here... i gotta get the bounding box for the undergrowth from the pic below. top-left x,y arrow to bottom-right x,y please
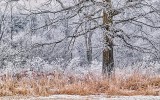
0,71 -> 159,96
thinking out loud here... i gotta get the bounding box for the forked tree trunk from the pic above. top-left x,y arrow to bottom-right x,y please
84,5 -> 93,64
102,0 -> 114,77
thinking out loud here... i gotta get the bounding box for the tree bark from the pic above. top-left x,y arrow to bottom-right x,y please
85,33 -> 93,64
85,20 -> 93,64
102,0 -> 114,77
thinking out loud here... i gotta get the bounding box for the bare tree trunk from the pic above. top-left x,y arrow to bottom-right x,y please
83,4 -> 93,64
10,2 -> 13,41
63,13 -> 73,60
85,21 -> 93,64
87,33 -> 93,64
85,33 -> 93,64
102,0 -> 114,77
0,24 -> 1,41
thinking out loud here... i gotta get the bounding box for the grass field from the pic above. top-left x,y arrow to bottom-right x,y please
0,71 -> 159,97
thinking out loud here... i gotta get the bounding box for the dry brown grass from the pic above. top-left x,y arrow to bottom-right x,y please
0,71 -> 159,97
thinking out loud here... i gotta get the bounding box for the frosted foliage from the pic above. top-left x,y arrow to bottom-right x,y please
0,58 -> 159,77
